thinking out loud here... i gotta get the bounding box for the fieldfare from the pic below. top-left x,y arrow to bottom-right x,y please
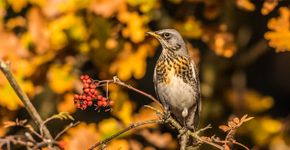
147,29 -> 201,132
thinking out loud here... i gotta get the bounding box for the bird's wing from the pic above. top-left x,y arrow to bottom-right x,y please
153,67 -> 167,108
190,59 -> 202,127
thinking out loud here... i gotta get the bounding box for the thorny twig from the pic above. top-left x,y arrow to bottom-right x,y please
89,77 -> 253,150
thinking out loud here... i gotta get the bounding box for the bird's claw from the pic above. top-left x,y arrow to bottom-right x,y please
162,109 -> 171,123
178,127 -> 188,139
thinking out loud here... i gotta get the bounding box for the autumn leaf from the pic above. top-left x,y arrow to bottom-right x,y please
174,17 -> 202,39
226,89 -> 274,113
110,43 -> 152,80
261,0 -> 279,15
90,0 -> 125,18
47,61 -> 77,94
7,0 -> 27,12
62,123 -> 100,150
57,94 -> 76,113
236,0 -> 255,11
264,7 -> 290,52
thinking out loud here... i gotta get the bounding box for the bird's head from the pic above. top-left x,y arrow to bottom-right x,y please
147,29 -> 187,55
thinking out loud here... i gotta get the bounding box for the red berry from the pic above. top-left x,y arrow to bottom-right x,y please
84,83 -> 89,88
90,84 -> 96,89
97,101 -> 103,106
88,101 -> 93,106
97,95 -> 103,100
102,101 -> 108,106
84,88 -> 90,93
86,79 -> 92,83
84,75 -> 89,80
109,101 -> 114,106
90,89 -> 95,93
86,96 -> 92,101
101,97 -> 107,101
94,91 -> 99,95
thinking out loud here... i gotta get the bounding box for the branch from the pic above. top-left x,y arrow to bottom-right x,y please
54,122 -> 80,140
88,119 -> 163,150
96,77 -> 163,109
84,77 -> 252,150
111,76 -> 163,109
32,141 -> 63,150
0,60 -> 53,140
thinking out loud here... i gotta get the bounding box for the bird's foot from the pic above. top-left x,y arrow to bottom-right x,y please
161,108 -> 171,123
178,127 -> 188,139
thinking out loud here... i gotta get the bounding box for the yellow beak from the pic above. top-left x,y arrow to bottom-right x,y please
146,31 -> 160,39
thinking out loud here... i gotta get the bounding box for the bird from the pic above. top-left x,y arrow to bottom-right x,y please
147,29 -> 201,132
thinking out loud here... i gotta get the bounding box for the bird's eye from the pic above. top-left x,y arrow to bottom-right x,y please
163,33 -> 171,39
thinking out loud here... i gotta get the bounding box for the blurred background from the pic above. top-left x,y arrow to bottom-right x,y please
0,0 -> 290,149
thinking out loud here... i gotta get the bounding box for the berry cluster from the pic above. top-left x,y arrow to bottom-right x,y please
73,75 -> 113,110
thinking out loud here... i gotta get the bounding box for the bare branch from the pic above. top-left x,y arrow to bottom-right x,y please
0,60 -> 53,140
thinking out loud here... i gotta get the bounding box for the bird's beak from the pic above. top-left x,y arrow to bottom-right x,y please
146,31 -> 160,39
146,31 -> 169,48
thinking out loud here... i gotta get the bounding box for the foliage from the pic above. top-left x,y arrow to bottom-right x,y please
0,0 -> 289,149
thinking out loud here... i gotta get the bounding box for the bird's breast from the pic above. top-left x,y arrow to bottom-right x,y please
156,75 -> 196,110
154,55 -> 197,109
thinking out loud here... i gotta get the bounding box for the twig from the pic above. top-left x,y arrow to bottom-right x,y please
0,60 -> 53,140
88,119 -> 163,150
32,141 -> 63,150
113,76 -> 163,109
233,140 -> 250,150
40,116 -> 55,138
89,77 -> 252,150
54,122 -> 80,140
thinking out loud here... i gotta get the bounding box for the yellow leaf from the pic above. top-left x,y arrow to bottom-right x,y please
7,0 -> 27,12
115,101 -> 133,125
240,117 -> 282,146
120,12 -> 148,43
110,43 -> 151,80
226,89 -> 274,113
98,118 -> 121,139
57,93 -> 76,113
264,7 -> 290,52
48,62 -> 77,94
174,17 -> 202,39
261,0 -> 279,15
236,0 -> 255,11
0,77 -> 35,110
204,26 -> 236,58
